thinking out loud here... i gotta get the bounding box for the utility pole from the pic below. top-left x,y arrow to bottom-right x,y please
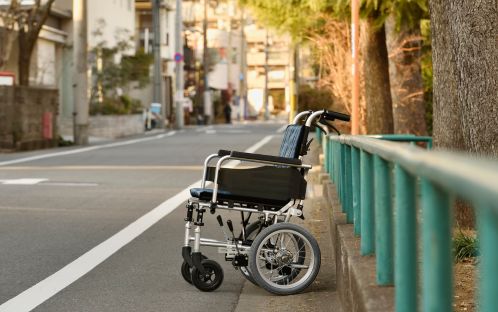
288,43 -> 298,123
152,0 -> 164,126
238,7 -> 246,120
227,3 -> 232,109
73,0 -> 88,145
174,0 -> 184,128
202,0 -> 211,124
263,30 -> 269,121
351,0 -> 360,134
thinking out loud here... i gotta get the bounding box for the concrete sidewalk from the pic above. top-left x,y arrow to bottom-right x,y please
234,145 -> 342,312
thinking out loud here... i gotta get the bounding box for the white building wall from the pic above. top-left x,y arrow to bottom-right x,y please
87,0 -> 135,52
34,39 -> 56,86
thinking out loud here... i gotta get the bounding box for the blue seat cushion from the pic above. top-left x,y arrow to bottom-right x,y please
278,125 -> 305,159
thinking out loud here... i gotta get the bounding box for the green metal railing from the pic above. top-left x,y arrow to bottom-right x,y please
322,134 -> 498,312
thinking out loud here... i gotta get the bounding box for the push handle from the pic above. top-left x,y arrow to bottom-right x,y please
323,110 -> 351,122
216,215 -> 223,227
226,219 -> 234,233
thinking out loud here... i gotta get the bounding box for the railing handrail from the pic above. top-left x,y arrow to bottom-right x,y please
323,133 -> 498,312
330,135 -> 498,205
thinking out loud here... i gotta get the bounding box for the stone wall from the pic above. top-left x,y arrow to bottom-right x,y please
0,86 -> 58,151
88,114 -> 144,138
58,114 -> 145,139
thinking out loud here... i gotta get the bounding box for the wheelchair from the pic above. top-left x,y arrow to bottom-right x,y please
181,109 -> 350,295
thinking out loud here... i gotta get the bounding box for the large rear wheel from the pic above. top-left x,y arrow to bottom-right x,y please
249,223 -> 320,295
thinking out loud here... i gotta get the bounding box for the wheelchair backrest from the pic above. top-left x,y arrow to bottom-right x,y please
278,125 -> 306,159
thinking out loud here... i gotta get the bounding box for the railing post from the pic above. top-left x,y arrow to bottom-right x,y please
340,144 -> 346,208
374,155 -> 393,285
345,145 -> 353,223
421,179 -> 452,312
329,137 -> 334,177
477,202 -> 498,312
351,146 -> 361,236
360,150 -> 374,255
323,134 -> 329,173
394,165 -> 417,312
334,141 -> 340,184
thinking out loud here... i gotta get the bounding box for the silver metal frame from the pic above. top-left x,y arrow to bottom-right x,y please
185,109 -> 328,258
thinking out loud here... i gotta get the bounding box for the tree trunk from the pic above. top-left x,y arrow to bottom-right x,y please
385,15 -> 427,136
18,31 -> 35,86
360,19 -> 394,134
429,0 -> 498,228
0,28 -> 16,71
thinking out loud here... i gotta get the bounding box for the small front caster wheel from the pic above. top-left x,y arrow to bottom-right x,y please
181,255 -> 207,284
191,259 -> 224,292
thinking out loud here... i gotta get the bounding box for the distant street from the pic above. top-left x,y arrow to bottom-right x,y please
0,122 -> 285,312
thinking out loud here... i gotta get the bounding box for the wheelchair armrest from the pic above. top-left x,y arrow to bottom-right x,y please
230,151 -> 302,166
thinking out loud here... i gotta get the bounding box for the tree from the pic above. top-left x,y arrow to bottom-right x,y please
384,0 -> 428,135
429,0 -> 498,227
0,0 -> 21,70
360,9 -> 394,134
89,24 -> 153,115
16,0 -> 56,85
242,0 -> 396,134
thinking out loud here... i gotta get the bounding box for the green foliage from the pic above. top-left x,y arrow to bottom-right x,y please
89,21 -> 153,115
121,50 -> 154,89
239,0 -> 321,41
387,0 -> 428,30
453,231 -> 479,262
57,136 -> 74,147
359,0 -> 428,30
420,18 -> 433,135
90,95 -> 142,115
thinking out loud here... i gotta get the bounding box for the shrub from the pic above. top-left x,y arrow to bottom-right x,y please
90,96 -> 142,115
298,85 -> 340,112
453,231 -> 479,262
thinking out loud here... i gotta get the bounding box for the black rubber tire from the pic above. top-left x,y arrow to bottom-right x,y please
249,223 -> 321,295
240,220 -> 305,286
191,259 -> 224,292
181,255 -> 207,284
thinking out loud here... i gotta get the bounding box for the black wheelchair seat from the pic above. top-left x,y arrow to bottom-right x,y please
194,165 -> 307,210
189,124 -> 309,210
189,187 -> 290,209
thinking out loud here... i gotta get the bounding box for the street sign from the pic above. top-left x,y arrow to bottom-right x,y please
174,53 -> 184,63
0,72 -> 15,86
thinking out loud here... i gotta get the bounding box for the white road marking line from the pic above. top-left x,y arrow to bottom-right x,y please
196,125 -> 213,132
276,124 -> 287,133
0,165 -> 206,171
40,182 -> 99,187
0,134 -> 275,312
0,132 -> 176,167
0,179 -> 48,185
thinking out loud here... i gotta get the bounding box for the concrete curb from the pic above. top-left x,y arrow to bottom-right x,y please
323,179 -> 395,312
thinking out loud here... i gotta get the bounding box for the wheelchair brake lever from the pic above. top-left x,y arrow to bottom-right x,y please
217,215 -> 230,240
226,220 -> 241,254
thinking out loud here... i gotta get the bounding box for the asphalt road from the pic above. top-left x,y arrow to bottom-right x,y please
0,122 -> 285,312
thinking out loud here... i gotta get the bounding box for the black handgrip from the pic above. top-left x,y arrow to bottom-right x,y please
218,149 -> 231,156
226,219 -> 234,233
323,110 -> 350,122
216,215 -> 223,227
